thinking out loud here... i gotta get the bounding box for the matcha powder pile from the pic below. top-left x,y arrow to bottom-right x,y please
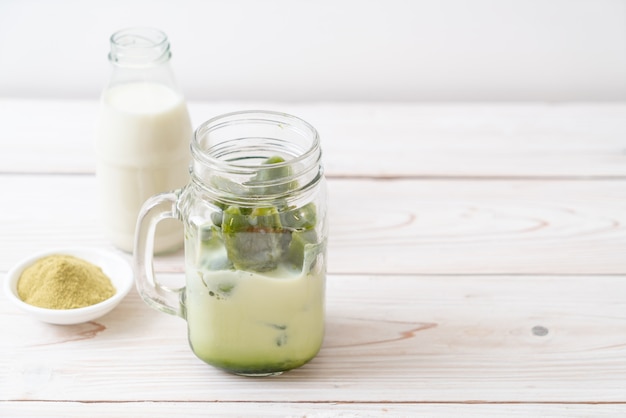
17,254 -> 116,309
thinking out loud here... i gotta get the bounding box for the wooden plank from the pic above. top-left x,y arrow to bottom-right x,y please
304,102 -> 626,178
1,99 -> 625,177
1,275 -> 625,403
328,178 -> 626,275
2,401 -> 625,417
1,175 -> 625,274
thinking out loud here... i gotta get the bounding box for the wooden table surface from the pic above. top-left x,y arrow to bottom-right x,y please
1,99 -> 626,417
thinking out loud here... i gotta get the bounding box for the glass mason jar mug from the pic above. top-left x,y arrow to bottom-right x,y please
134,111 -> 328,376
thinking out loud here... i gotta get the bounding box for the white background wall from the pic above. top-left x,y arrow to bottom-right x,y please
0,0 -> 625,101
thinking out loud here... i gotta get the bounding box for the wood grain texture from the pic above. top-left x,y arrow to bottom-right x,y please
1,275 -> 626,403
1,99 -> 625,177
2,402 -> 626,417
1,100 -> 625,415
1,175 -> 625,274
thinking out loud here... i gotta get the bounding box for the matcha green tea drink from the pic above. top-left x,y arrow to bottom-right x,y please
185,215 -> 325,374
134,111 -> 327,376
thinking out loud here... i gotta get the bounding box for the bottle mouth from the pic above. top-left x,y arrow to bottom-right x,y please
108,27 -> 171,66
191,110 -> 323,203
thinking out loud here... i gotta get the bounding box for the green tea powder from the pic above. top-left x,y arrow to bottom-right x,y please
17,254 -> 116,309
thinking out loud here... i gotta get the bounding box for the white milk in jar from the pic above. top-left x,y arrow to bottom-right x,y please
96,82 -> 191,252
95,28 -> 192,253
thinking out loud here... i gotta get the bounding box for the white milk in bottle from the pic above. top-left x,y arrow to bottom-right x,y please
95,28 -> 192,253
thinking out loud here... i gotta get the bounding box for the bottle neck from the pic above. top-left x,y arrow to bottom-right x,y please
105,27 -> 181,92
108,27 -> 171,68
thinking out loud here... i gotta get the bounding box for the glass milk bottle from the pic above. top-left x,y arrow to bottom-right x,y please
95,27 -> 192,253
134,111 -> 328,376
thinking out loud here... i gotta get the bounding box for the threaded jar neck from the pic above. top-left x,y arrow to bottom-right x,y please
108,27 -> 171,67
191,111 -> 323,206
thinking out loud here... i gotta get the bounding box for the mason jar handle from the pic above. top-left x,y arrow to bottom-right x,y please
133,190 -> 185,318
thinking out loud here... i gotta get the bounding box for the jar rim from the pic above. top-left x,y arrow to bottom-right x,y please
191,110 -> 321,172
